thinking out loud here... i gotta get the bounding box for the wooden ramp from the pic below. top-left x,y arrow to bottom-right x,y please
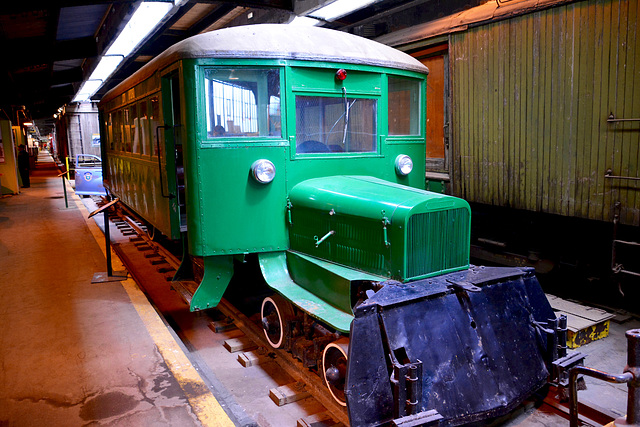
546,295 -> 615,348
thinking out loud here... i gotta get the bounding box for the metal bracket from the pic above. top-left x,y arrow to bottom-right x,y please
393,409 -> 443,427
286,198 -> 293,226
390,359 -> 424,419
446,280 -> 482,292
314,230 -> 335,248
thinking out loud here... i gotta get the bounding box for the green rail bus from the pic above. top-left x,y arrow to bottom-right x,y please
99,24 -> 568,426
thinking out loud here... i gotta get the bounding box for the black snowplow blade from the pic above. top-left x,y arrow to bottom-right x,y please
346,266 -> 556,426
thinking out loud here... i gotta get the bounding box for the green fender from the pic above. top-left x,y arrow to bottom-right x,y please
258,251 -> 386,333
190,255 -> 234,311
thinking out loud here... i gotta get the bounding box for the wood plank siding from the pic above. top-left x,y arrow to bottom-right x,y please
449,0 -> 640,225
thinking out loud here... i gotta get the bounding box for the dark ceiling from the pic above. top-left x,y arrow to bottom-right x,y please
0,0 -> 481,135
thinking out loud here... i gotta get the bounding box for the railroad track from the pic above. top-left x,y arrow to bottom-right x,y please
93,199 -> 619,427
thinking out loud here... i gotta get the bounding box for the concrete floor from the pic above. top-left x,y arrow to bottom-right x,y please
0,151 -> 233,426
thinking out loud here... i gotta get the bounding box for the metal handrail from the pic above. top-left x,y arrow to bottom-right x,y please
569,329 -> 640,427
608,113 -> 640,122
605,169 -> 640,181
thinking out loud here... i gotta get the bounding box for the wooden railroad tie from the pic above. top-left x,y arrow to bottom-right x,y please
223,337 -> 257,353
297,412 -> 342,427
209,319 -> 237,333
129,236 -> 143,242
269,382 -> 310,406
237,349 -> 269,367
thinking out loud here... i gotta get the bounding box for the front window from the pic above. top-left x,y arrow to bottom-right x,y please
204,68 -> 281,138
388,76 -> 420,136
295,96 -> 377,154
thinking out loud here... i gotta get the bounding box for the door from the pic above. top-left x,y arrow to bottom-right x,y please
161,70 -> 187,235
412,43 -> 451,193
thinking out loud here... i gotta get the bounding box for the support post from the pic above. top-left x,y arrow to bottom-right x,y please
57,170 -> 68,208
88,198 -> 128,283
627,329 -> 640,425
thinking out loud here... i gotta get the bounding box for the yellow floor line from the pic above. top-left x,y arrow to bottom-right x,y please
71,185 -> 234,427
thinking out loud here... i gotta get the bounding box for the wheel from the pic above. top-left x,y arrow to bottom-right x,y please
146,224 -> 156,240
322,338 -> 349,406
260,295 -> 294,349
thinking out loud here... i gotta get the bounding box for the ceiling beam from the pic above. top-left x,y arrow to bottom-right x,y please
51,67 -> 85,86
195,0 -> 293,11
0,1 -> 171,15
54,37 -> 98,61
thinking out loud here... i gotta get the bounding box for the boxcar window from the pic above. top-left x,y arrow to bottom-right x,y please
204,69 -> 280,138
388,76 -> 420,136
295,96 -> 377,154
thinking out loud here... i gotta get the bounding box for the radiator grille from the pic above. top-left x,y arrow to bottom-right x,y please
406,208 -> 470,279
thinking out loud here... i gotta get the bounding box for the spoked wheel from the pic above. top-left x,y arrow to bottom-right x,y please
261,295 -> 294,349
322,338 -> 349,406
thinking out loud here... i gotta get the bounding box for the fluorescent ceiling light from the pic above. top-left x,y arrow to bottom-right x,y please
288,16 -> 321,26
73,80 -> 104,103
309,0 -> 382,21
106,2 -> 173,57
71,1 -> 173,102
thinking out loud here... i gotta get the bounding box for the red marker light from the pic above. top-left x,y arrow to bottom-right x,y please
335,68 -> 347,81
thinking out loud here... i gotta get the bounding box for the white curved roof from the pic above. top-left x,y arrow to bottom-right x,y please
103,24 -> 428,102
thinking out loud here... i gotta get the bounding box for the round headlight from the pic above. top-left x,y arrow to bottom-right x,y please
395,154 -> 413,176
251,159 -> 276,184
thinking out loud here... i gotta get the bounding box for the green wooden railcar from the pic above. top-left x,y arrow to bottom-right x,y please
99,24 -> 567,426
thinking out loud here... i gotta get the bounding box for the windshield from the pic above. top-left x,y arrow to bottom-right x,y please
295,95 -> 377,154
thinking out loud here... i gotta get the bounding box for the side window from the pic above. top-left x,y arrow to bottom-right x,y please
388,76 -> 421,136
114,110 -> 123,151
295,96 -> 377,154
130,104 -> 139,154
107,113 -> 114,150
150,96 -> 160,157
204,68 -> 281,138
139,100 -> 149,155
123,107 -> 131,152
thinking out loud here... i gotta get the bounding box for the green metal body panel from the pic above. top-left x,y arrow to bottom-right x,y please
287,250 -> 387,315
189,144 -> 290,255
289,176 -> 471,281
425,178 -> 447,194
289,66 -> 383,95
